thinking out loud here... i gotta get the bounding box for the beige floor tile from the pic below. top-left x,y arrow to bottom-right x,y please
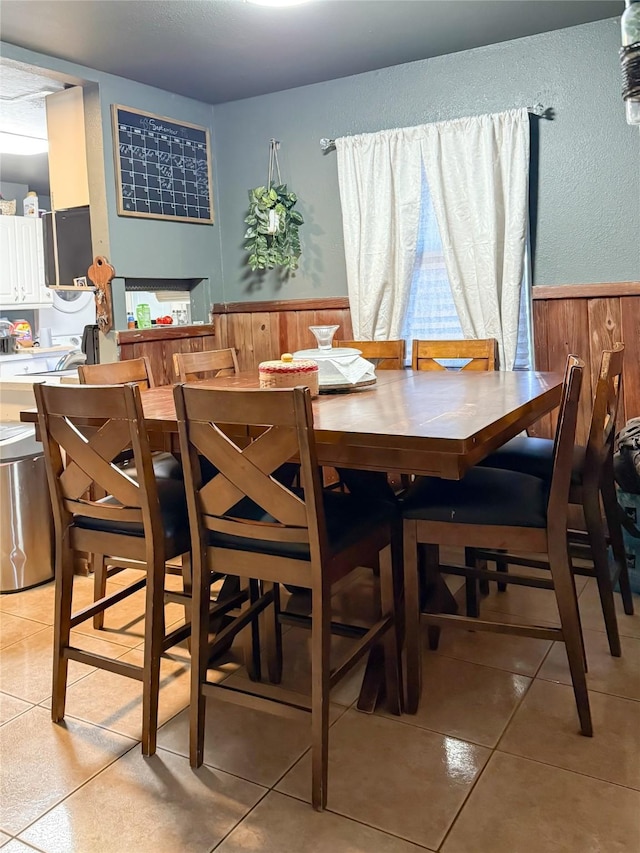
0,614 -> 47,650
0,831 -> 10,847
498,679 -> 640,790
71,583 -> 186,648
158,697 -> 343,789
538,628 -> 640,701
0,693 -> 32,727
19,746 -> 265,853
0,581 -> 56,623
277,709 -> 490,850
578,577 -> 640,639
0,577 -> 92,626
228,626 -> 367,708
2,840 -> 46,853
0,705 -> 135,836
441,751 -> 640,853
0,627 -> 130,705
42,647 -> 190,741
217,791 -> 433,853
477,570 -> 588,625
379,654 -> 530,747
432,610 -> 553,676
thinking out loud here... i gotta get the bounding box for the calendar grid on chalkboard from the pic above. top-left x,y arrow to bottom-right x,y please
111,105 -> 214,225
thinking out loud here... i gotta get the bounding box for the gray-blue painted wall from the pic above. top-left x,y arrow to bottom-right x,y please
3,17 -> 639,315
213,17 -> 639,302
1,42 -> 222,320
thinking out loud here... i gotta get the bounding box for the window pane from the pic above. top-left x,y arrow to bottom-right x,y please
401,170 -> 532,370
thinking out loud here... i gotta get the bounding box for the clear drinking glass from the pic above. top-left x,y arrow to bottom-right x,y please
309,325 -> 339,350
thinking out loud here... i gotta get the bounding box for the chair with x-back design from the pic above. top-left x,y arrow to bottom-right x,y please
175,383 -> 402,810
412,338 -> 498,371
35,381 -> 191,755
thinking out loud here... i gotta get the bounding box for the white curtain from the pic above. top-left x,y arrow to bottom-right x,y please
422,109 -> 530,370
336,109 -> 529,368
335,130 -> 422,340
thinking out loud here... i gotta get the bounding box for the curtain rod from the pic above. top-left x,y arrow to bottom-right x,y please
319,103 -> 549,151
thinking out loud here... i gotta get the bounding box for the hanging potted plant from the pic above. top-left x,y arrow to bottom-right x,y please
244,140 -> 304,272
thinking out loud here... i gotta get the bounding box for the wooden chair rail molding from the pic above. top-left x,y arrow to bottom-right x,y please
117,324 -> 217,387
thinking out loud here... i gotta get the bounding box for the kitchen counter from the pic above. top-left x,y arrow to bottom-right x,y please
0,371 -> 79,421
0,345 -> 74,363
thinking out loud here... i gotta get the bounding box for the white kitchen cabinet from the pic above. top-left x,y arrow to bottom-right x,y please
0,217 -> 53,308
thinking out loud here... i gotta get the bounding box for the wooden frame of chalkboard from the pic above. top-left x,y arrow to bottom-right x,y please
111,104 -> 214,224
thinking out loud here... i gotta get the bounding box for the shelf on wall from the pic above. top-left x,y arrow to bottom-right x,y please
48,285 -> 96,292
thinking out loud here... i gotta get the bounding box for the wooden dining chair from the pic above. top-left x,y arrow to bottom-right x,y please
334,339 -> 406,369
412,338 -> 498,371
401,358 -> 592,737
174,383 -> 402,811
34,382 -> 192,755
476,343 -> 633,656
78,355 -> 183,628
78,355 -> 156,389
173,347 -> 239,383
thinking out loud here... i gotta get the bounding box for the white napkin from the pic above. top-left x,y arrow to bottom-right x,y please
327,355 -> 376,385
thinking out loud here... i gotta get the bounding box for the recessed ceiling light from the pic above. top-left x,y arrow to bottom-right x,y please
247,0 -> 314,7
0,132 -> 48,155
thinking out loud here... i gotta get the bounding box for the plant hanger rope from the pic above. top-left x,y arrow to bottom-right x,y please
267,138 -> 282,189
244,139 -> 304,273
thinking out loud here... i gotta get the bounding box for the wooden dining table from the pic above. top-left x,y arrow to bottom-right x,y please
128,368 -> 563,480
21,367 -> 563,710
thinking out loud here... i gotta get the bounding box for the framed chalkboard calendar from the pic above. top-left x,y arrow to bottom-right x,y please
111,105 -> 214,224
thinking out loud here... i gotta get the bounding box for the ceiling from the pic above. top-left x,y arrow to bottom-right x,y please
0,0 -> 623,106
0,0 -> 622,194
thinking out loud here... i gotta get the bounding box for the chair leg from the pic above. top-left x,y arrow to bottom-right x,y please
403,520 -> 422,714
263,582 -> 283,684
496,558 -> 509,592
92,553 -> 107,629
180,552 -> 193,653
379,543 -> 401,715
141,554 -> 165,756
190,548 -> 209,769
548,538 -> 593,736
601,466 -> 634,616
243,579 -> 262,682
181,552 -> 193,623
464,548 -> 480,617
582,486 -> 622,657
52,536 -> 74,723
310,579 -> 331,811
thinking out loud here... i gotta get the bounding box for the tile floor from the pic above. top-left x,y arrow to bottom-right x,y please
1,562 -> 639,853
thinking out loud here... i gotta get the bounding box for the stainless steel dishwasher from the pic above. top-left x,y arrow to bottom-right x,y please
0,423 -> 54,593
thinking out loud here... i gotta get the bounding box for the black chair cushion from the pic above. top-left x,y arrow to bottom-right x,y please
478,435 -> 585,485
74,477 -> 190,557
118,452 -> 183,481
401,466 -> 549,528
206,488 -> 397,561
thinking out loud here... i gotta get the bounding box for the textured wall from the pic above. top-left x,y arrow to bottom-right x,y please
0,42 -> 222,320
3,18 -> 638,315
213,18 -> 639,302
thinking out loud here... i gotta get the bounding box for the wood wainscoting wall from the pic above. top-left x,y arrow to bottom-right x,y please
212,297 -> 353,370
212,285 -> 639,446
117,325 -> 217,386
530,282 -> 640,443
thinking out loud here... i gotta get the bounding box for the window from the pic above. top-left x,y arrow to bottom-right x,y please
401,170 -> 533,370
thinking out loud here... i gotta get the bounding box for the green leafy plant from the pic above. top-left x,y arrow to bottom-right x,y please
244,184 -> 304,272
